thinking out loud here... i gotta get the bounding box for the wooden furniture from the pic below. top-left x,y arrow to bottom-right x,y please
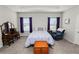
34,41 -> 49,54
2,31 -> 20,46
1,22 -> 20,46
2,33 -> 14,46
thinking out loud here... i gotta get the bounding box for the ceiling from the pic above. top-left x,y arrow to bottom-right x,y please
5,5 -> 76,12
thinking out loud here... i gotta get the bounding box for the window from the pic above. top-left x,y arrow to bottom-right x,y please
23,17 -> 30,32
50,17 -> 57,31
48,17 -> 60,31
20,17 -> 32,33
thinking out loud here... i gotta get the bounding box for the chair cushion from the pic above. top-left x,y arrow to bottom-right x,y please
56,31 -> 62,34
57,28 -> 64,32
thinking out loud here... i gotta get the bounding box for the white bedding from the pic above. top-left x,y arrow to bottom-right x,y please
25,31 -> 54,47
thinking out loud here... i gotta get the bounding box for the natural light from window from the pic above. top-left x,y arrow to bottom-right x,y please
23,17 -> 30,32
50,17 -> 57,31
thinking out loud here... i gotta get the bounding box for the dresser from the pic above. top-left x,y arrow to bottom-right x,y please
1,22 -> 20,46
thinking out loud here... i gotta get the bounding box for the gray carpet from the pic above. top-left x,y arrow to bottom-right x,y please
0,37 -> 79,54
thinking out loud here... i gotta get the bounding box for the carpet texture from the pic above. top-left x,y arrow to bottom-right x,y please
0,37 -> 79,54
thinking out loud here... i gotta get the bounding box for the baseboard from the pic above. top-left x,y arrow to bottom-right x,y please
64,38 -> 75,44
20,33 -> 30,36
73,41 -> 79,45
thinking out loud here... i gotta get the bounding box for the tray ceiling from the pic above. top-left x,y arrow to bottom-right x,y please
5,5 -> 76,12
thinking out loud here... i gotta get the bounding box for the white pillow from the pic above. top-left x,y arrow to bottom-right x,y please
57,28 -> 64,32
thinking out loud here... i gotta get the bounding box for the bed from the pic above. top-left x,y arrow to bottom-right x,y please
25,31 -> 54,47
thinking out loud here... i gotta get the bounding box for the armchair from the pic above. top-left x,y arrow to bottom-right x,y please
48,28 -> 65,41
52,30 -> 65,40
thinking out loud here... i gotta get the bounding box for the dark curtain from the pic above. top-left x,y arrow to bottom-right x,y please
20,17 -> 24,33
29,17 -> 32,33
56,17 -> 60,29
48,17 -> 50,31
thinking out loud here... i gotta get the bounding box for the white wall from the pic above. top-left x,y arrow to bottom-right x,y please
0,6 -> 17,28
0,6 -> 17,48
18,12 -> 62,32
74,11 -> 79,45
62,6 -> 79,44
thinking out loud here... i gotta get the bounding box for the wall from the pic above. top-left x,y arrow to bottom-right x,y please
62,6 -> 79,44
0,6 -> 17,48
0,6 -> 17,28
74,10 -> 79,45
17,12 -> 62,32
